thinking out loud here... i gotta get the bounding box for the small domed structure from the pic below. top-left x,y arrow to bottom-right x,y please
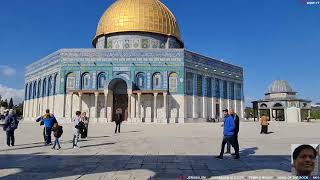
267,80 -> 294,94
252,80 -> 311,123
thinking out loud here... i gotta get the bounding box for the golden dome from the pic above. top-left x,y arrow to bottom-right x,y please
93,0 -> 182,45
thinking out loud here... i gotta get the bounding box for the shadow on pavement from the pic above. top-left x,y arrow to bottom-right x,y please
0,154 -> 291,179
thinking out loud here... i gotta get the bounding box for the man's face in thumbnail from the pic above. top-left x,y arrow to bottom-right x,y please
294,148 -> 316,176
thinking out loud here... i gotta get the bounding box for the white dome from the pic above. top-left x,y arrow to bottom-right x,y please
267,80 -> 294,94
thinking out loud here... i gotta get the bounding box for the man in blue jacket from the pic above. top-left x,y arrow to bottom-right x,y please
36,109 -> 57,145
216,109 -> 240,159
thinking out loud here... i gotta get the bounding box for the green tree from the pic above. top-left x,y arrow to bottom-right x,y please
9,98 -> 14,109
310,110 -> 320,119
14,103 -> 24,118
1,99 -> 8,108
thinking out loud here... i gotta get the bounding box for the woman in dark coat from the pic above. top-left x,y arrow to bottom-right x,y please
114,109 -> 123,134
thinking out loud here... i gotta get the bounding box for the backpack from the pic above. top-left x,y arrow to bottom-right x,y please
56,125 -> 63,138
9,117 -> 18,130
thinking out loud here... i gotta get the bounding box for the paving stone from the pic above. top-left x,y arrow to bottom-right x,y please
1,122 -> 317,179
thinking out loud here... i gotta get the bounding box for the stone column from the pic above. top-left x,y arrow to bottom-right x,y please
104,91 -> 108,121
78,92 -> 82,112
163,92 -> 168,123
202,76 -> 207,119
52,95 -> 55,114
69,92 -> 73,120
153,93 -> 158,122
41,97 -> 44,116
131,95 -> 135,120
128,93 -> 132,122
36,97 -> 39,117
192,74 -> 197,118
94,92 -> 99,120
269,109 -> 273,121
46,95 -> 49,113
137,93 -> 142,121
62,94 -> 66,118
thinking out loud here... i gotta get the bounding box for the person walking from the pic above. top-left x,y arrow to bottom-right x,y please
225,109 -> 240,154
230,109 -> 240,156
36,109 -> 57,145
260,114 -> 269,134
114,109 -> 123,134
72,111 -> 81,148
51,123 -> 63,150
81,112 -> 89,139
3,110 -> 19,147
216,109 -> 240,159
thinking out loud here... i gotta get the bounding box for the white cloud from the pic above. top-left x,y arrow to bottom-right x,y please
0,84 -> 24,104
0,65 -> 16,77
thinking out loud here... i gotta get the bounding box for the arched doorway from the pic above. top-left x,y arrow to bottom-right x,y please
108,78 -> 128,121
273,103 -> 285,121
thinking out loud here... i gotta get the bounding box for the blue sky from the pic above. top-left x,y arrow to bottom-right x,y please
0,0 -> 319,105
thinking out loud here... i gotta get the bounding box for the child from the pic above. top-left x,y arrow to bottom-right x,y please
52,123 -> 63,150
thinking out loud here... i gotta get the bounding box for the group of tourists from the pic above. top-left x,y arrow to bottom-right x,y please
35,109 -> 89,149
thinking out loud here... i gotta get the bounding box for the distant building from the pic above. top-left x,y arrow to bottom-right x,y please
311,103 -> 320,108
252,80 -> 311,122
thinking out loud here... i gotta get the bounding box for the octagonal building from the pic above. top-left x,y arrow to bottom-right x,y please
24,0 -> 244,123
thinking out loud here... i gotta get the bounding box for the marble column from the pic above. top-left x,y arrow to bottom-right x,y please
128,93 -> 132,122
41,97 -> 44,115
192,74 -> 197,118
269,109 -> 273,121
52,95 -> 55,114
202,76 -> 207,119
62,94 -> 66,118
137,93 -> 141,120
69,92 -> 73,119
153,93 -> 158,122
104,92 -> 108,121
94,92 -> 99,119
163,92 -> 168,123
78,92 -> 82,112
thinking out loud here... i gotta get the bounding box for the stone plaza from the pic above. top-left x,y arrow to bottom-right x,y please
0,121 -> 319,179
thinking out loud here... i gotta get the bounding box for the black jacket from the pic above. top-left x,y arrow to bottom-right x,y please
52,125 -> 63,138
114,113 -> 123,124
232,114 -> 240,135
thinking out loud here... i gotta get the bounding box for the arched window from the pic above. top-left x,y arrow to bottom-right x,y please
169,73 -> 178,92
48,76 -> 52,96
25,84 -> 28,100
197,75 -> 202,96
260,103 -> 268,108
223,80 -> 227,99
236,83 -> 242,100
42,78 -> 47,97
81,73 -> 91,89
186,73 -> 193,95
215,79 -> 220,98
33,82 -> 37,98
273,103 -> 283,107
29,83 -> 32,99
230,82 -> 235,100
37,80 -> 41,98
66,73 -> 75,90
136,73 -> 145,89
97,73 -> 107,89
153,73 -> 162,89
